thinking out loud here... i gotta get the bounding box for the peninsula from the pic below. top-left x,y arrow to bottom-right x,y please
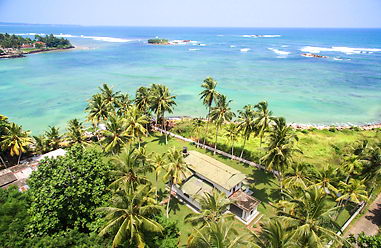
0,33 -> 74,59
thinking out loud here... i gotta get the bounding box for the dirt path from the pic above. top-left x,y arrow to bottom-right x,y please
346,193 -> 381,236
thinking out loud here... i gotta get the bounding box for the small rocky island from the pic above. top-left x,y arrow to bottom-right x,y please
147,38 -> 169,45
0,33 -> 74,59
301,53 -> 328,58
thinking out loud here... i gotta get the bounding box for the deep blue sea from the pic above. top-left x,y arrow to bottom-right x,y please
0,24 -> 380,134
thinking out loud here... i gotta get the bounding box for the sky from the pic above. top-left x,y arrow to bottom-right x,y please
0,0 -> 381,28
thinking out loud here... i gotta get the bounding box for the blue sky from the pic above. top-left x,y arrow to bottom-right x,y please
1,0 -> 381,27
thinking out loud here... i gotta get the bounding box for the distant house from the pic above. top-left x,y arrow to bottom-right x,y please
34,41 -> 46,48
171,150 -> 260,224
21,43 -> 33,48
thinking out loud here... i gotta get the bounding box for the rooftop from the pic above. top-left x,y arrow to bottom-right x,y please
229,190 -> 261,212
180,176 -> 213,197
184,150 -> 246,190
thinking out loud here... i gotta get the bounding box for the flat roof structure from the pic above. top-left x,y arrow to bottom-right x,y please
184,150 -> 246,191
180,176 -> 213,197
229,190 -> 261,212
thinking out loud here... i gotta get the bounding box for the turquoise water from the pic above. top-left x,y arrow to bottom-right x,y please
0,25 -> 381,134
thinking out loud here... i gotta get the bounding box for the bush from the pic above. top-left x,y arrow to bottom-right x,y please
148,38 -> 169,44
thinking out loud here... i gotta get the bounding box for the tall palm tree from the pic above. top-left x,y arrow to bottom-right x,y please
149,84 -> 176,144
98,184 -> 163,248
149,152 -> 167,199
33,135 -> 48,155
115,93 -> 133,117
225,123 -> 239,158
252,220 -> 295,248
102,114 -> 131,155
86,93 -> 111,128
336,178 -> 368,206
237,105 -> 257,159
187,219 -> 249,248
275,185 -> 344,247
261,117 -> 300,194
185,190 -> 233,227
192,118 -> 204,147
199,77 -> 220,145
209,95 -> 235,154
311,165 -> 339,196
1,123 -> 32,165
110,148 -> 150,192
135,86 -> 151,113
163,147 -> 189,217
66,118 -> 87,146
283,163 -> 312,190
99,83 -> 121,107
124,105 -> 148,147
254,101 -> 273,147
45,126 -> 62,151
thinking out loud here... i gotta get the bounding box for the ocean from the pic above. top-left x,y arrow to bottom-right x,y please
0,24 -> 380,134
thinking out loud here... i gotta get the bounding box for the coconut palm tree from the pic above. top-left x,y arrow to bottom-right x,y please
254,101 -> 274,147
45,126 -> 62,151
124,105 -> 148,147
66,118 -> 87,146
237,105 -> 256,159
209,95 -> 235,154
199,77 -> 220,145
102,114 -> 131,155
283,163 -> 312,190
311,165 -> 339,196
225,123 -> 239,158
261,117 -> 300,193
98,183 -> 163,248
275,185 -> 344,247
185,190 -> 234,228
163,147 -> 189,217
135,86 -> 151,113
115,93 -> 133,117
110,148 -> 150,192
149,152 -> 167,199
149,84 -> 176,144
1,123 -> 32,165
336,178 -> 368,207
33,135 -> 48,155
252,220 -> 295,248
342,154 -> 364,183
86,93 -> 111,128
187,219 -> 249,248
192,118 -> 204,147
99,83 -> 121,107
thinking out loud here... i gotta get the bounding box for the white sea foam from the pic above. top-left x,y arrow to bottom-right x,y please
300,46 -> 381,55
230,45 -> 236,48
240,48 -> 250,52
188,48 -> 200,51
241,34 -> 281,38
281,45 -> 289,47
16,32 -> 133,43
268,48 -> 290,55
16,33 -> 46,36
199,44 -> 206,46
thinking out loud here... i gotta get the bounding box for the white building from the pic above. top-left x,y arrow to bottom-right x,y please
172,150 -> 260,224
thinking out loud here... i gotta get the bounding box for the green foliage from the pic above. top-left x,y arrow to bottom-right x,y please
34,34 -> 72,48
28,146 -> 112,235
0,33 -> 71,49
347,233 -> 381,248
146,215 -> 180,248
148,38 -> 169,44
0,33 -> 31,48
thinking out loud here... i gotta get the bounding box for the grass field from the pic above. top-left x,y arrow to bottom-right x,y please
133,132 -> 355,245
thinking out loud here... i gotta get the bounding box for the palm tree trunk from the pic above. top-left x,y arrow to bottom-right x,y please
166,182 -> 173,218
0,155 -> 7,168
240,137 -> 247,159
155,173 -> 159,201
214,125 -> 219,155
17,153 -> 22,165
231,142 -> 234,158
260,134 -> 263,147
203,108 -> 211,146
163,113 -> 168,145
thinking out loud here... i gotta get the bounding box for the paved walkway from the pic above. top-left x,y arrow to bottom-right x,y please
346,192 -> 381,236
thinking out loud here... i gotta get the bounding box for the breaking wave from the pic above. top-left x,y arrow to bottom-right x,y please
268,48 -> 290,55
241,34 -> 281,38
15,33 -> 133,43
300,46 -> 381,55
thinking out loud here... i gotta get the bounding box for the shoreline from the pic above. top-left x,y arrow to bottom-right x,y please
169,116 -> 381,131
0,46 -> 75,59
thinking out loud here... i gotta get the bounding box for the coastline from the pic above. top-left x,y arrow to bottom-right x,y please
0,45 -> 75,59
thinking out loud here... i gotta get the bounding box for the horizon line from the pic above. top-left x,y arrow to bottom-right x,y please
1,21 -> 381,29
